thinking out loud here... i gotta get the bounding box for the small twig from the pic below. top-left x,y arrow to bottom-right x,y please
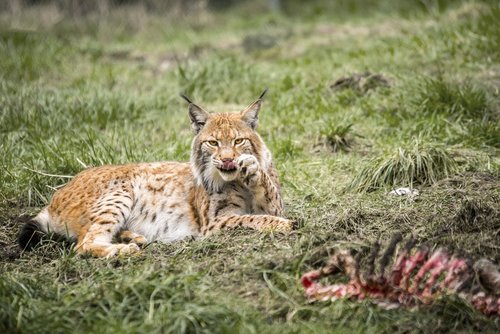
23,167 -> 73,179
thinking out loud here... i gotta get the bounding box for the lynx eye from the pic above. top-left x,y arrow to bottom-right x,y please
207,140 -> 218,146
234,138 -> 244,145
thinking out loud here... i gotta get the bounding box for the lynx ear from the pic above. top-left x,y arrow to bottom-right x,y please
241,88 -> 268,130
181,94 -> 209,134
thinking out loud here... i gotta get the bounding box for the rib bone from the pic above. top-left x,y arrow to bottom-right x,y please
301,236 -> 500,316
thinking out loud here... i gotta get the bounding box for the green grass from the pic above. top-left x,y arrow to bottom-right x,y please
348,140 -> 458,192
319,122 -> 355,152
1,1 -> 499,333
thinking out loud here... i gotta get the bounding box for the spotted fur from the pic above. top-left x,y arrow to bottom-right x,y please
19,93 -> 292,258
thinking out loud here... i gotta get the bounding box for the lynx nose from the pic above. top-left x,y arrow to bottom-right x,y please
221,158 -> 237,171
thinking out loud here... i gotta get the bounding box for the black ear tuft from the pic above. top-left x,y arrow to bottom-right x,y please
258,88 -> 269,100
18,219 -> 44,251
180,93 -> 194,104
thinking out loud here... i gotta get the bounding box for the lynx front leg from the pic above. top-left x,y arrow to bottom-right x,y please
237,154 -> 284,216
205,214 -> 293,236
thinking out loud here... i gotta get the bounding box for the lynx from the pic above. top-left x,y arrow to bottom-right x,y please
18,90 -> 293,258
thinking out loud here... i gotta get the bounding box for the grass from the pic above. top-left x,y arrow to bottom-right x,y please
0,0 -> 499,333
412,76 -> 490,120
348,140 -> 458,192
319,121 -> 355,153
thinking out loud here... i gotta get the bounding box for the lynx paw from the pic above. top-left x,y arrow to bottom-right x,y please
119,230 -> 148,246
260,217 -> 294,233
105,243 -> 140,258
237,154 -> 261,187
274,219 -> 294,233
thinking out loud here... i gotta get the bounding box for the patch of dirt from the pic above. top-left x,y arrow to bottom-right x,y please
329,71 -> 390,93
0,244 -> 21,262
0,213 -> 30,263
0,205 -> 41,264
451,198 -> 498,233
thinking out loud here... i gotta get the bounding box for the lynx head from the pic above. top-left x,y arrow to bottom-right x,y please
183,90 -> 272,192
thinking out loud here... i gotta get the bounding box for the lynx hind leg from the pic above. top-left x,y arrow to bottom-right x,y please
76,195 -> 139,258
118,230 -> 148,246
77,224 -> 140,258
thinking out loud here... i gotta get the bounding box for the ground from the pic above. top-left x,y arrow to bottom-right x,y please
0,0 -> 499,333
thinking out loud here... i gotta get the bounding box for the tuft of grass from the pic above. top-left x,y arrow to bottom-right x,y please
348,140 -> 457,192
319,122 -> 355,152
